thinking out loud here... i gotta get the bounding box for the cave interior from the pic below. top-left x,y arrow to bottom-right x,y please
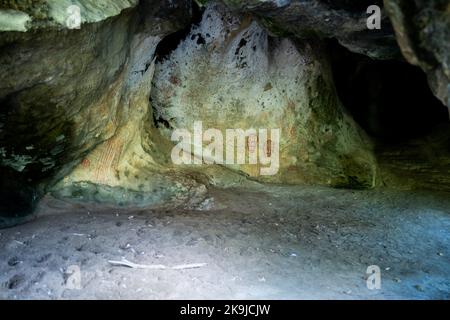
0,0 -> 449,300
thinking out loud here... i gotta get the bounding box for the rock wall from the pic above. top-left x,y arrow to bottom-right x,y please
0,0 -> 195,226
151,2 -> 377,187
219,0 -> 401,60
384,0 -> 450,111
0,12 -> 135,225
0,0 -> 449,227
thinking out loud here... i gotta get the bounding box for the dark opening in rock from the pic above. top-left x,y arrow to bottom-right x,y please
154,0 -> 204,64
151,1 -> 205,129
329,40 -> 449,142
0,167 -> 39,224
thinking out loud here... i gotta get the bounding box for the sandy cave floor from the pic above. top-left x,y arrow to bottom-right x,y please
0,185 -> 449,300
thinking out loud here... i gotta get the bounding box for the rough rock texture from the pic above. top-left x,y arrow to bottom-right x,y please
51,45 -> 209,211
1,0 -> 449,227
377,124 -> 450,193
151,3 -> 377,187
0,0 -> 196,226
0,12 -> 135,225
219,0 -> 401,59
0,0 -> 138,31
384,0 -> 450,109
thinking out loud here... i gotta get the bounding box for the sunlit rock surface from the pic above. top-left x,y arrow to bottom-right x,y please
0,0 -> 138,31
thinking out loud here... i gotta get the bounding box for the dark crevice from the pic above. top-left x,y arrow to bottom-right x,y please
235,38 -> 248,56
151,112 -> 172,130
151,1 -> 205,129
328,40 -> 449,143
192,33 -> 206,45
154,1 -> 204,64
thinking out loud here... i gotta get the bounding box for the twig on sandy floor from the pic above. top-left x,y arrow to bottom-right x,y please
171,263 -> 207,270
108,259 -> 207,270
72,233 -> 87,237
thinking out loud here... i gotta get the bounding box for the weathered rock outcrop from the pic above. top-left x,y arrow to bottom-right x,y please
0,0 -> 194,226
151,2 -> 377,187
218,0 -> 401,59
0,0 -> 138,31
216,0 -> 449,108
384,0 -> 450,109
1,0 -> 449,228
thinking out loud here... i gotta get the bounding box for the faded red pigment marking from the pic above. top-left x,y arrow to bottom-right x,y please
266,139 -> 272,157
247,134 -> 258,153
169,75 -> 181,86
92,137 -> 124,184
81,158 -> 90,168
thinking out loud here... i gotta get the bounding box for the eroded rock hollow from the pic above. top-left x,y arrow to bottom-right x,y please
0,0 -> 449,228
